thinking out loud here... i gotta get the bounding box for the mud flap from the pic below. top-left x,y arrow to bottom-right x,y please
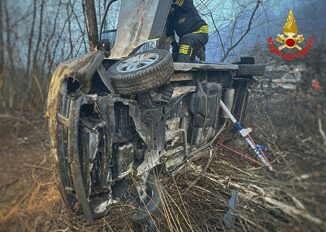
189,82 -> 222,145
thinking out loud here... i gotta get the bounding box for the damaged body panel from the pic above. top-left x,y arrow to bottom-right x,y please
47,0 -> 265,221
47,50 -> 261,219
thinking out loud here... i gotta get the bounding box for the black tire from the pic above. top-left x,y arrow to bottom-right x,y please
237,64 -> 265,76
109,49 -> 174,95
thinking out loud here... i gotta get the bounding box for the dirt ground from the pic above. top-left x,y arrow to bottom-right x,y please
0,115 -> 60,232
0,89 -> 325,231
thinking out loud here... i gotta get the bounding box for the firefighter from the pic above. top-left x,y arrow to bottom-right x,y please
166,0 -> 209,62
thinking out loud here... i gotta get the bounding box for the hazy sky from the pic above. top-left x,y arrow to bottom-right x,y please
6,0 -> 326,63
203,0 -> 326,62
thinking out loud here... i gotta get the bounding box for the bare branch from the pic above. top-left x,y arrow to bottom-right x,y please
318,118 -> 326,145
221,0 -> 261,62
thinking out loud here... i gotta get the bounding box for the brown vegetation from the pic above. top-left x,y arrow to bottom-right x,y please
1,45 -> 325,231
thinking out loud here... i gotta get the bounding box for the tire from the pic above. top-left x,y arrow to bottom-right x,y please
237,64 -> 265,76
109,49 -> 174,95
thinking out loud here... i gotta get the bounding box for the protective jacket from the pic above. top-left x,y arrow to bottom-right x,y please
166,0 -> 207,40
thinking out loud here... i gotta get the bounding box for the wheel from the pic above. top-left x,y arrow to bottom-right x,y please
237,64 -> 265,76
108,49 -> 174,95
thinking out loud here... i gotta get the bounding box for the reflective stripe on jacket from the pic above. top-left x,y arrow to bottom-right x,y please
166,0 -> 207,40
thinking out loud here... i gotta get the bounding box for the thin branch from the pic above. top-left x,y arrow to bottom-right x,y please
318,118 -> 326,145
209,11 -> 226,57
221,0 -> 261,62
199,0 -> 226,57
184,149 -> 215,193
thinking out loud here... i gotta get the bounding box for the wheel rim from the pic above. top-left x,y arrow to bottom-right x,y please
116,53 -> 159,73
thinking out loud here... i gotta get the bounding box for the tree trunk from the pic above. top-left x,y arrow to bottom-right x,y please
32,0 -> 45,70
26,0 -> 37,79
0,0 -> 4,96
84,0 -> 98,51
3,0 -> 15,109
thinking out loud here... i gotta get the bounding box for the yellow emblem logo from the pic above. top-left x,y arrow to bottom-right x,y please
276,10 -> 304,51
268,10 -> 313,60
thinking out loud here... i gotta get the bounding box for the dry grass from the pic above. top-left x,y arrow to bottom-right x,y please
1,87 -> 325,231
